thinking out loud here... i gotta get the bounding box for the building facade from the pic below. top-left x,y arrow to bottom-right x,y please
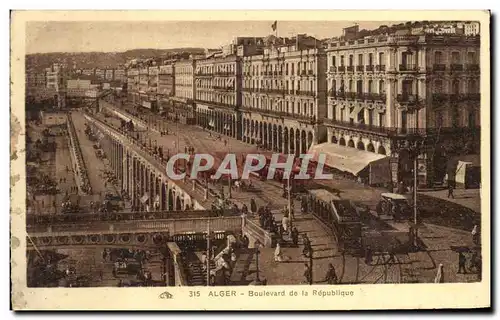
240,35 -> 327,155
195,55 -> 242,139
324,33 -> 480,186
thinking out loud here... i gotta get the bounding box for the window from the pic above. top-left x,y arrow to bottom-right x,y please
291,63 -> 295,75
451,51 -> 460,64
368,80 -> 373,93
349,55 -> 354,66
368,53 -> 373,66
436,110 -> 444,128
468,109 -> 476,128
434,80 -> 443,93
452,107 -> 460,127
468,79 -> 477,93
332,56 -> 336,67
379,113 -> 385,127
349,80 -> 353,92
332,105 -> 337,120
379,80 -> 385,93
368,109 -> 373,126
331,80 -> 336,93
310,104 -> 314,116
452,80 -> 460,94
340,109 -> 344,122
467,52 -> 476,64
378,52 -> 385,65
358,54 -> 363,66
340,56 -> 345,66
434,51 -> 443,64
356,80 -> 363,94
401,111 -> 408,132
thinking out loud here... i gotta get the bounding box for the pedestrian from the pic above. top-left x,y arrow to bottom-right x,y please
304,263 -> 312,285
302,234 -> 311,258
282,213 -> 290,234
472,225 -> 480,245
365,246 -> 373,265
250,198 -> 257,215
434,263 -> 445,283
458,252 -> 467,274
324,263 -> 338,284
274,242 -> 283,262
291,227 -> 299,247
447,182 -> 455,199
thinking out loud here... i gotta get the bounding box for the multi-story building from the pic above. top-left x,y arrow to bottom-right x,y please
95,68 -> 105,80
173,59 -> 196,120
126,67 -> 139,104
44,63 -> 68,108
195,54 -> 242,139
240,34 -> 327,154
114,68 -> 126,82
105,69 -> 114,81
26,70 -> 46,89
157,63 -> 175,112
464,22 -> 480,36
148,66 -> 159,94
324,33 -> 480,186
82,68 -> 95,77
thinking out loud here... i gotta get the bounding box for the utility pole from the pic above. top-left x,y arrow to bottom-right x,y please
287,175 -> 293,229
413,151 -> 418,249
206,218 -> 211,286
227,147 -> 232,199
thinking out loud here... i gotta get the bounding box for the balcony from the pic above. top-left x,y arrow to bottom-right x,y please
356,65 -> 364,72
296,90 -> 315,97
337,66 -> 346,72
346,66 -> 354,72
345,92 -> 357,100
328,90 -> 337,98
466,64 -> 480,71
363,93 -> 386,102
397,94 -> 420,105
432,93 -> 448,104
433,64 -> 446,72
465,93 -> 481,101
399,64 -> 418,72
376,65 -> 386,72
329,66 -> 337,73
324,118 -> 393,136
365,65 -> 374,72
450,64 -> 464,72
308,70 -> 314,76
300,70 -> 307,76
240,107 -> 317,124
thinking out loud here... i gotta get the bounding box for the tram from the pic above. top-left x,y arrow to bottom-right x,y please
307,189 -> 362,254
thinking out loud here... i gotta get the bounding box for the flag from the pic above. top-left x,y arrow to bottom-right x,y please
271,21 -> 277,32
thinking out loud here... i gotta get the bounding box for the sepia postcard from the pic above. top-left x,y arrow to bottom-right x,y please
10,10 -> 491,310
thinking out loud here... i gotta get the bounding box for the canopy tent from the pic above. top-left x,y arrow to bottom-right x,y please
308,143 -> 391,186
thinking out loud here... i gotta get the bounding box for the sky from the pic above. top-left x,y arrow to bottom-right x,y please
26,21 -> 400,54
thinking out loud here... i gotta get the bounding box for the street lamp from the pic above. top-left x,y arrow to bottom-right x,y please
251,240 -> 265,285
407,138 -> 425,251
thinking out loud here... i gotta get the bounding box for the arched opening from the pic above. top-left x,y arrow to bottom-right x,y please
283,127 -> 289,154
339,137 -> 346,146
168,189 -> 174,211
295,129 -> 301,156
357,140 -> 365,150
301,130 -> 307,154
268,123 -> 273,149
272,124 -> 278,151
331,135 -> 338,143
175,195 -> 182,211
348,139 -> 355,148
367,143 -> 375,153
277,126 -> 283,153
307,132 -> 313,150
377,145 -> 387,155
161,183 -> 167,210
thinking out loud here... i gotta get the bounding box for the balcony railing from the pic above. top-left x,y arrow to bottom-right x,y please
329,66 -> 336,73
337,66 -> 346,72
240,106 -> 317,124
356,65 -> 364,72
432,93 -> 449,104
345,92 -> 357,100
376,65 -> 386,72
308,70 -> 314,75
433,64 -> 446,71
466,64 -> 480,71
365,65 -> 374,72
397,94 -> 420,105
346,66 -> 354,72
399,64 -> 418,72
450,64 -> 464,71
296,90 -> 316,97
363,93 -> 386,102
324,118 -> 393,136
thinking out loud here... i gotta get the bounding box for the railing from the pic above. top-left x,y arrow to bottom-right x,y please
345,92 -> 357,100
433,64 -> 446,71
329,66 -> 336,73
399,64 -> 418,72
365,65 -> 374,72
397,94 -> 420,104
466,64 -> 480,71
375,65 -> 386,72
356,65 -> 364,72
242,217 -> 274,248
337,66 -> 346,72
240,107 -> 316,124
324,118 -> 393,136
66,114 -> 92,194
450,64 -> 464,71
296,90 -> 315,97
346,66 -> 354,72
363,93 -> 386,102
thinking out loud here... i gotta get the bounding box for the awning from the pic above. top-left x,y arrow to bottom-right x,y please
140,193 -> 150,204
308,143 -> 389,177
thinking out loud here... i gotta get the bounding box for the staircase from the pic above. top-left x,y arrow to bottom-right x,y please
182,251 -> 216,286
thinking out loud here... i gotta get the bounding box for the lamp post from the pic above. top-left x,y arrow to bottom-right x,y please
407,137 -> 425,251
287,175 -> 293,230
251,240 -> 265,285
